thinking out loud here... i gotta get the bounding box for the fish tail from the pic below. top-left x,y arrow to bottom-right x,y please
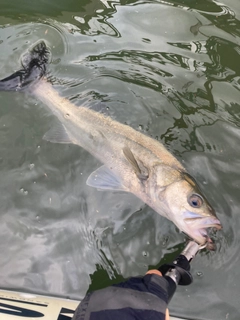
0,41 -> 50,91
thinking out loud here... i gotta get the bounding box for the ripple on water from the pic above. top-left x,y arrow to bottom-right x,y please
0,1 -> 240,318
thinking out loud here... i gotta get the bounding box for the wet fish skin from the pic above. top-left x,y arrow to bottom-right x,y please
0,42 -> 222,249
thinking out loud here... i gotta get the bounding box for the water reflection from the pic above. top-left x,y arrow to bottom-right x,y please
0,0 -> 240,319
80,31 -> 240,154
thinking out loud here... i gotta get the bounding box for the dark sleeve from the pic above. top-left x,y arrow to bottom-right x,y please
72,274 -> 168,320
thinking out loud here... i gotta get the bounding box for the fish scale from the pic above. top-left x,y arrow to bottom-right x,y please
0,41 -> 222,249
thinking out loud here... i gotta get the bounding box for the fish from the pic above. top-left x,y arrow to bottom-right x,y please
0,41 -> 222,249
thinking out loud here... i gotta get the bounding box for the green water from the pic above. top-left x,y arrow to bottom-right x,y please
0,0 -> 240,319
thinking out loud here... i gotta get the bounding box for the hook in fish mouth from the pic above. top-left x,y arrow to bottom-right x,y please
198,226 -> 221,250
183,216 -> 222,250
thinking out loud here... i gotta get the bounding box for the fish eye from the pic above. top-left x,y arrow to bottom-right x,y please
188,193 -> 203,208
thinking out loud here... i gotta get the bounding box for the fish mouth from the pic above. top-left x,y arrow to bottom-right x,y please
184,216 -> 222,250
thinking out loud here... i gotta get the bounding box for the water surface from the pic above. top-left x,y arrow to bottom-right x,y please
0,0 -> 240,319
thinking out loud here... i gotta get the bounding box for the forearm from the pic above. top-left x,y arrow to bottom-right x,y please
73,271 -> 169,320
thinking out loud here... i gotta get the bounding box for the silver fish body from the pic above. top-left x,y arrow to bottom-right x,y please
0,42 -> 222,249
34,80 -> 184,202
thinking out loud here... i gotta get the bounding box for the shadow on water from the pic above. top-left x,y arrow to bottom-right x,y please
0,0 -> 240,319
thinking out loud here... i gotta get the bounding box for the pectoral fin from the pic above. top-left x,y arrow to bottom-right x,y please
43,122 -> 75,144
123,146 -> 148,180
86,165 -> 126,191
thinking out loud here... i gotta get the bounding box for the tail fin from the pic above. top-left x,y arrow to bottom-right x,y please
0,41 -> 50,91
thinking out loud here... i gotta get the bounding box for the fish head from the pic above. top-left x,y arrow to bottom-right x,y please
152,167 -> 222,249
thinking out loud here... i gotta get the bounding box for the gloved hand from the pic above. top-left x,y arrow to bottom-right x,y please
72,269 -> 170,320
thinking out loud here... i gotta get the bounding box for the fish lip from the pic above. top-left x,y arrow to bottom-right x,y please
183,216 -> 222,249
184,216 -> 222,229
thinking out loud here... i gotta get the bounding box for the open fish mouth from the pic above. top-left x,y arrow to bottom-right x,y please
197,225 -> 221,250
184,217 -> 222,250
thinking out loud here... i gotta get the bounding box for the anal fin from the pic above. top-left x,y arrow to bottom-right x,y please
43,122 -> 74,144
